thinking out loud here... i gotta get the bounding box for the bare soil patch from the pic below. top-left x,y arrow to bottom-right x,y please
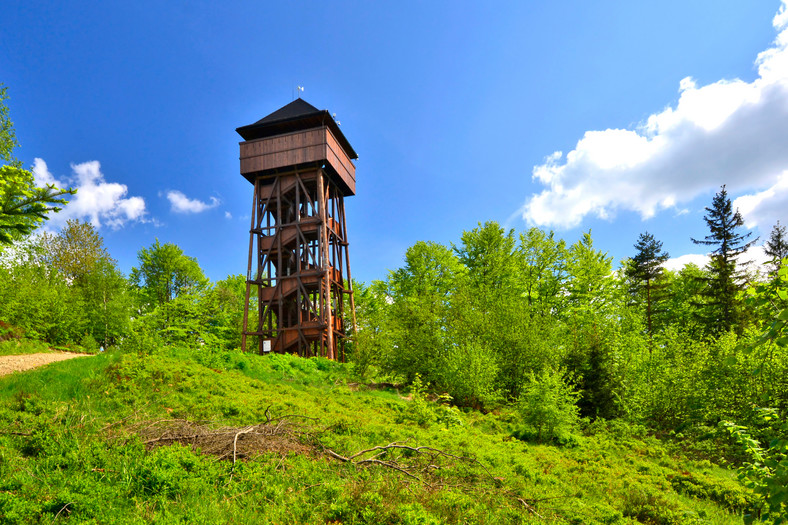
0,352 -> 89,377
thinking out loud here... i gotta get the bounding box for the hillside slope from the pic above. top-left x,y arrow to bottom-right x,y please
0,349 -> 753,524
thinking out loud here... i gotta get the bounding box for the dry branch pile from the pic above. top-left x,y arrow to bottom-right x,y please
131,416 -> 314,463
121,409 -> 485,487
106,410 -> 547,515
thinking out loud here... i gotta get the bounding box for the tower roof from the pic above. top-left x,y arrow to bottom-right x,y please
236,98 -> 357,160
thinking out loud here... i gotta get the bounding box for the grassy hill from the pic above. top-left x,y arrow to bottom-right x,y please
0,348 -> 754,524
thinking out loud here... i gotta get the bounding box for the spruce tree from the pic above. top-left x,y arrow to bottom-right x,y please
691,185 -> 757,334
764,221 -> 788,273
626,231 -> 669,337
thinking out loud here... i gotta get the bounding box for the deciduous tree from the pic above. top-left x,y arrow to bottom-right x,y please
42,219 -> 111,284
130,239 -> 207,308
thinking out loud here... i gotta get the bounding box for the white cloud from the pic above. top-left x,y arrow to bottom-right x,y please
32,158 -> 147,229
224,211 -> 232,219
166,190 -> 220,214
663,244 -> 772,274
662,253 -> 709,273
732,170 -> 788,229
521,1 -> 788,229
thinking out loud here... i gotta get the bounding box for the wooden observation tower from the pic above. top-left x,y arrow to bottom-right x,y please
237,99 -> 357,360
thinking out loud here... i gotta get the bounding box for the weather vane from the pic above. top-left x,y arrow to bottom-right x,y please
293,85 -> 304,100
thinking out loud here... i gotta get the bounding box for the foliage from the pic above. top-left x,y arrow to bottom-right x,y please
662,263 -> 707,337
130,239 -> 208,308
124,274 -> 248,351
0,349 -> 757,524
745,260 -> 788,411
0,338 -> 52,356
0,226 -> 131,348
518,227 -> 569,316
626,231 -> 670,337
691,185 -> 757,334
380,240 -> 464,383
211,273 -> 247,350
0,85 -> 74,245
0,237 -> 87,343
345,279 -> 390,378
40,218 -> 111,283
765,222 -> 788,274
723,409 -> 788,523
516,367 -> 581,444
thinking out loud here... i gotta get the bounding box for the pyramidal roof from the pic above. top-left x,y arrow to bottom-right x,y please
252,98 -> 321,126
236,98 -> 357,159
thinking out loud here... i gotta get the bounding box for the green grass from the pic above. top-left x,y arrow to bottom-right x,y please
0,348 -> 756,524
0,339 -> 54,356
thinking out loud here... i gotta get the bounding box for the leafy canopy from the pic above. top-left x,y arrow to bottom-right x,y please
130,239 -> 208,307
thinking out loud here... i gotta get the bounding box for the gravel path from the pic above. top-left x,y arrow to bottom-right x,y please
0,352 -> 90,377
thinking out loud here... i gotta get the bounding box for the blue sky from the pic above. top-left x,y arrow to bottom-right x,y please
2,1 -> 787,283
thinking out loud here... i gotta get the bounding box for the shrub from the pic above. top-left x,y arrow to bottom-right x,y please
516,367 -> 581,444
438,342 -> 501,410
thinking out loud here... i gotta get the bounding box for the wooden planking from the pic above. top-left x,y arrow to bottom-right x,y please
241,145 -> 324,174
324,127 -> 356,195
240,126 -> 355,195
241,128 -> 324,157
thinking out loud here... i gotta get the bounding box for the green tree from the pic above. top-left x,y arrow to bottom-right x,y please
382,241 -> 464,383
723,268 -> 788,522
210,274 -> 247,349
130,239 -> 208,308
517,367 -> 581,443
625,231 -> 670,338
42,219 -> 111,284
80,257 -> 132,347
0,237 -> 87,343
347,279 -> 390,377
661,264 -> 707,337
38,219 -> 130,347
454,221 -> 518,300
454,222 -> 551,401
563,231 -> 623,419
518,227 -> 569,316
566,231 -> 615,312
691,185 -> 757,334
0,84 -> 74,244
765,221 -> 788,275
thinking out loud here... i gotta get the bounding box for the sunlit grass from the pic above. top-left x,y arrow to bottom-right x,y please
0,347 -> 754,524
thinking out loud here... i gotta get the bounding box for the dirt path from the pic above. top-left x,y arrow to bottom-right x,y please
0,352 -> 90,377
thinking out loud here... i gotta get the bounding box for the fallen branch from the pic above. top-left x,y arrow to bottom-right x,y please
53,502 -> 73,521
0,430 -> 32,436
322,439 -> 481,488
232,426 -> 255,465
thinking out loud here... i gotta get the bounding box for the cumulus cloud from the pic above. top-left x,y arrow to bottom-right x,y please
521,1 -> 788,229
732,170 -> 788,229
32,158 -> 147,229
166,190 -> 220,214
663,244 -> 772,274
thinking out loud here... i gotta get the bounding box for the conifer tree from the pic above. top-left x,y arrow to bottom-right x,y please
764,220 -> 788,273
691,185 -> 756,334
0,84 -> 74,244
625,231 -> 669,337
